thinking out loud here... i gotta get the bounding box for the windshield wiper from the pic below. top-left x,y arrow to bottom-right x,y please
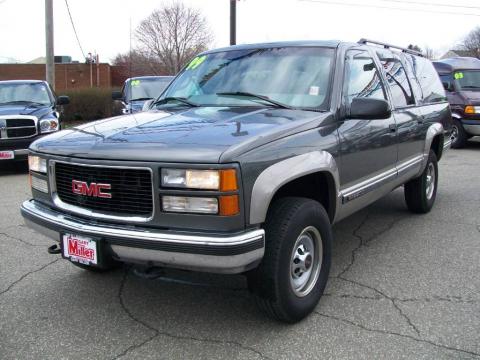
461,86 -> 480,89
216,91 -> 294,109
153,97 -> 199,107
0,100 -> 46,107
130,97 -> 153,101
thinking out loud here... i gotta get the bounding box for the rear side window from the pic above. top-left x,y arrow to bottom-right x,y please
405,55 -> 446,104
343,49 -> 386,108
376,50 -> 415,108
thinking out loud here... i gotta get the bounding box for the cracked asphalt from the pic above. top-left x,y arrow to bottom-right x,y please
1,141 -> 479,359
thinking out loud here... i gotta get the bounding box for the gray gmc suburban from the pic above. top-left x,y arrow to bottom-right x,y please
21,39 -> 452,322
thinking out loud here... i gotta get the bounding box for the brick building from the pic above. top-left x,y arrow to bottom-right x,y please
0,63 -> 127,90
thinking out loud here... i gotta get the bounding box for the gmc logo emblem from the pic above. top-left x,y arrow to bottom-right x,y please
72,180 -> 112,199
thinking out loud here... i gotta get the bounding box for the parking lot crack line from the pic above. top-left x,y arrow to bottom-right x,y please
314,311 -> 480,358
114,268 -> 271,360
338,276 -> 421,337
0,258 -> 60,296
335,214 -> 421,336
0,231 -> 45,247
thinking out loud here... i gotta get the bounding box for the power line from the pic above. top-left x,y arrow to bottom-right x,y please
64,0 -> 86,59
298,0 -> 480,17
378,0 -> 480,11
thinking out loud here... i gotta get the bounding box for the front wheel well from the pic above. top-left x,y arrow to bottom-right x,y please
269,172 -> 336,223
430,134 -> 443,160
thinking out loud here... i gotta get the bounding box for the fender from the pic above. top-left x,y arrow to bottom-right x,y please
421,123 -> 444,172
249,151 -> 339,225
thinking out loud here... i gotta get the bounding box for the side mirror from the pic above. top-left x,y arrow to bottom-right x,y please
56,95 -> 70,106
112,90 -> 123,101
348,98 -> 391,120
442,82 -> 453,92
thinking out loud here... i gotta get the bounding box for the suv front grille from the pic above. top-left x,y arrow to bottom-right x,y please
55,162 -> 153,217
0,117 -> 37,139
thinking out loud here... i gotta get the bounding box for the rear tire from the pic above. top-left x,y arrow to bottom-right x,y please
404,150 -> 438,214
451,119 -> 467,148
247,197 -> 332,323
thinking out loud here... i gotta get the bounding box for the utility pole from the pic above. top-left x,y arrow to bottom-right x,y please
230,0 -> 236,46
45,0 -> 55,89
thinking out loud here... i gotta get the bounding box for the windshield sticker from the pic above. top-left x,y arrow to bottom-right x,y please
187,55 -> 207,70
454,72 -> 464,80
131,79 -> 141,86
309,86 -> 320,96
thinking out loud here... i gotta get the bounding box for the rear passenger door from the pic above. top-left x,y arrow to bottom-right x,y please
337,48 -> 398,191
375,49 -> 424,175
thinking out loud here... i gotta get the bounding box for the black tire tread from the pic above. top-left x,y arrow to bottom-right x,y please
404,150 -> 438,214
249,197 -> 331,323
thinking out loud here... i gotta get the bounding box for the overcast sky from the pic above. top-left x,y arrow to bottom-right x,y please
1,0 -> 479,63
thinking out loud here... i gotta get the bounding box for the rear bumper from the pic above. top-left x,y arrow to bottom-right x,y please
21,200 -> 265,274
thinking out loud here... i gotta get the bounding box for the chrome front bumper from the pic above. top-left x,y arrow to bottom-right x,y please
21,200 -> 265,274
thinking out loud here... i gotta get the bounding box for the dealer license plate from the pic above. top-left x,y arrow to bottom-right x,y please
0,151 -> 14,160
62,233 -> 98,265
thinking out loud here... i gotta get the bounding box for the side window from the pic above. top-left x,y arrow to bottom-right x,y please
439,74 -> 453,92
406,55 -> 447,104
344,49 -> 386,108
377,50 -> 415,108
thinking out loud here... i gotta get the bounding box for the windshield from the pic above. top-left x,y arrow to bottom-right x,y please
455,70 -> 480,91
128,78 -> 172,101
160,47 -> 335,110
0,82 -> 52,106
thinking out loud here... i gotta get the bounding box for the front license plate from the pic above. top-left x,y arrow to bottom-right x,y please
62,233 -> 98,265
0,151 -> 14,160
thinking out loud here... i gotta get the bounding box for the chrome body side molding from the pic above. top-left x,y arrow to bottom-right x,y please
249,151 -> 339,225
335,154 -> 424,222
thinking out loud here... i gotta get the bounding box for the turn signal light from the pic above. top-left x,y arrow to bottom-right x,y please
220,169 -> 238,191
219,195 -> 240,216
465,105 -> 476,114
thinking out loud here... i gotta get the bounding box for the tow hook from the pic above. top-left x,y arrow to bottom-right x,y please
47,244 -> 61,255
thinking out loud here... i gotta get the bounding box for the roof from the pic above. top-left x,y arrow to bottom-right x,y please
127,76 -> 174,81
433,57 -> 480,73
0,79 -> 47,84
202,40 -> 342,54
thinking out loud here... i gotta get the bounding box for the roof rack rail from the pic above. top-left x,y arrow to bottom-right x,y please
358,38 -> 424,57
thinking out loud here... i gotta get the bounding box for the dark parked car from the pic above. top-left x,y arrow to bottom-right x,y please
0,80 -> 69,163
433,57 -> 480,148
112,76 -> 174,114
22,39 -> 451,322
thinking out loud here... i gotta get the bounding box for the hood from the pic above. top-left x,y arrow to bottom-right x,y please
0,104 -> 54,119
31,106 -> 330,163
460,90 -> 480,104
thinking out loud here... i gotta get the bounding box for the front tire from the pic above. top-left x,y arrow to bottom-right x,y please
404,150 -> 438,214
247,197 -> 332,323
451,119 -> 467,148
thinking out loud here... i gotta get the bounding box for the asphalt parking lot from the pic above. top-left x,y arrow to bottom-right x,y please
0,142 -> 479,360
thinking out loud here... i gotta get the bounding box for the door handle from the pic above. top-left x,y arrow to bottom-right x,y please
389,124 -> 397,132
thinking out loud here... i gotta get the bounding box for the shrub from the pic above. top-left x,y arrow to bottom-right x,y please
59,88 -> 121,127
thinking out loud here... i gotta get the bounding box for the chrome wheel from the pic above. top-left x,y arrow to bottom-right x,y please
290,226 -> 322,297
451,125 -> 459,144
425,162 -> 436,200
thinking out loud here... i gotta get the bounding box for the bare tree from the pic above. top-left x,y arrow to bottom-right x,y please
135,2 -> 213,75
112,50 -> 168,77
462,27 -> 480,58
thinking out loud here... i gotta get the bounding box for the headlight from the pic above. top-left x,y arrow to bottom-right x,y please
30,175 -> 48,193
161,169 -> 237,191
28,155 -> 47,173
162,196 -> 218,214
40,119 -> 59,133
